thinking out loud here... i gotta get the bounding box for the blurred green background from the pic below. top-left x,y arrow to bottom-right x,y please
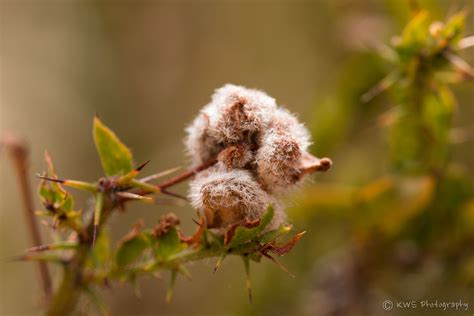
1,1 -> 473,315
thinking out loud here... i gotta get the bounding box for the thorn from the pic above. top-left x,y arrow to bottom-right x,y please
92,224 -> 98,247
135,160 -> 150,172
116,191 -> 153,203
162,189 -> 188,201
138,166 -> 182,183
242,256 -> 252,303
262,253 -> 295,277
165,270 -> 177,303
36,174 -> 65,183
213,252 -> 227,274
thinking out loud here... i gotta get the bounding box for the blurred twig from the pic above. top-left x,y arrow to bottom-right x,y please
1,134 -> 52,301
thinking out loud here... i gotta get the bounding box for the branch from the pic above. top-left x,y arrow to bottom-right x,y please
1,134 -> 53,300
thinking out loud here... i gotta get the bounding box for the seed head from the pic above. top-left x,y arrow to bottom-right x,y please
186,84 -> 329,230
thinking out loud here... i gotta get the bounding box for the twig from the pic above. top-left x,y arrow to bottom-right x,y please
156,157 -> 217,190
2,134 -> 53,300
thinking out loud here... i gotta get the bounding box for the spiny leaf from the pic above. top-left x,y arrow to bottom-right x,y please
226,206 -> 274,248
266,231 -> 306,256
93,116 -> 133,176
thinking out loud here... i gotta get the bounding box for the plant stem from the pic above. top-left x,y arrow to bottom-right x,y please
46,197 -> 113,316
3,135 -> 53,300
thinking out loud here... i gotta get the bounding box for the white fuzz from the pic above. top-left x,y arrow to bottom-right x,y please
189,164 -> 272,228
269,108 -> 312,151
186,84 -> 314,229
255,129 -> 302,192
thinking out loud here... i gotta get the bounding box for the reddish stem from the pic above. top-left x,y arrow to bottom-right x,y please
2,135 -> 53,300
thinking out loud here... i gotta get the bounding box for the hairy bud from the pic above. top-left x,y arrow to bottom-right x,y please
186,84 -> 328,230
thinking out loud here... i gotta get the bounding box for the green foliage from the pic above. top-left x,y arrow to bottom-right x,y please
116,233 -> 149,268
226,206 -> 274,248
93,116 -> 133,176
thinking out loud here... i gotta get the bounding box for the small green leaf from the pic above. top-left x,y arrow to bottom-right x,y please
259,225 -> 292,244
115,233 -> 149,268
154,228 -> 184,261
443,11 -> 466,44
93,116 -> 133,176
226,206 -> 274,248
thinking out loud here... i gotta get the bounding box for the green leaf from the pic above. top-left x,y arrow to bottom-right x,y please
259,225 -> 292,244
226,206 -> 274,248
93,116 -> 133,176
115,233 -> 149,268
154,228 -> 184,261
443,11 -> 466,44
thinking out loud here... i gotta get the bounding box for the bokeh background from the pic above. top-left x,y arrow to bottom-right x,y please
1,0 -> 473,315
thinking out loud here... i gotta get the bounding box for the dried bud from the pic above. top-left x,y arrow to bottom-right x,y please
152,213 -> 180,237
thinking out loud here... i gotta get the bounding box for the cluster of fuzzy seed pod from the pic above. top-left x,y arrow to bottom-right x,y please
186,84 -> 330,231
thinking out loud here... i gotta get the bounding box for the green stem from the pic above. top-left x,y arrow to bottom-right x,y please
46,197 -> 113,316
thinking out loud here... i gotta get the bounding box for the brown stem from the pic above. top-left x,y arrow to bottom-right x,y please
2,135 -> 53,300
156,157 -> 217,190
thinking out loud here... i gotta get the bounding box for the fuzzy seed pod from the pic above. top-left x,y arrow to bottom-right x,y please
255,129 -> 302,192
186,84 -> 330,230
189,165 -> 272,229
185,84 -> 277,166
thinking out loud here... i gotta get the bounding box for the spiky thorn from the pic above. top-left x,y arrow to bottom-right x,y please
261,252 -> 295,278
242,255 -> 252,303
36,174 -> 97,193
11,252 -> 69,265
360,70 -> 400,103
25,242 -> 78,253
116,192 -> 153,203
444,51 -> 474,80
92,193 -> 104,247
459,35 -> 474,49
165,270 -> 178,303
139,166 -> 182,183
161,189 -> 188,201
117,160 -> 150,185
213,252 -> 228,274
176,265 -> 192,280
